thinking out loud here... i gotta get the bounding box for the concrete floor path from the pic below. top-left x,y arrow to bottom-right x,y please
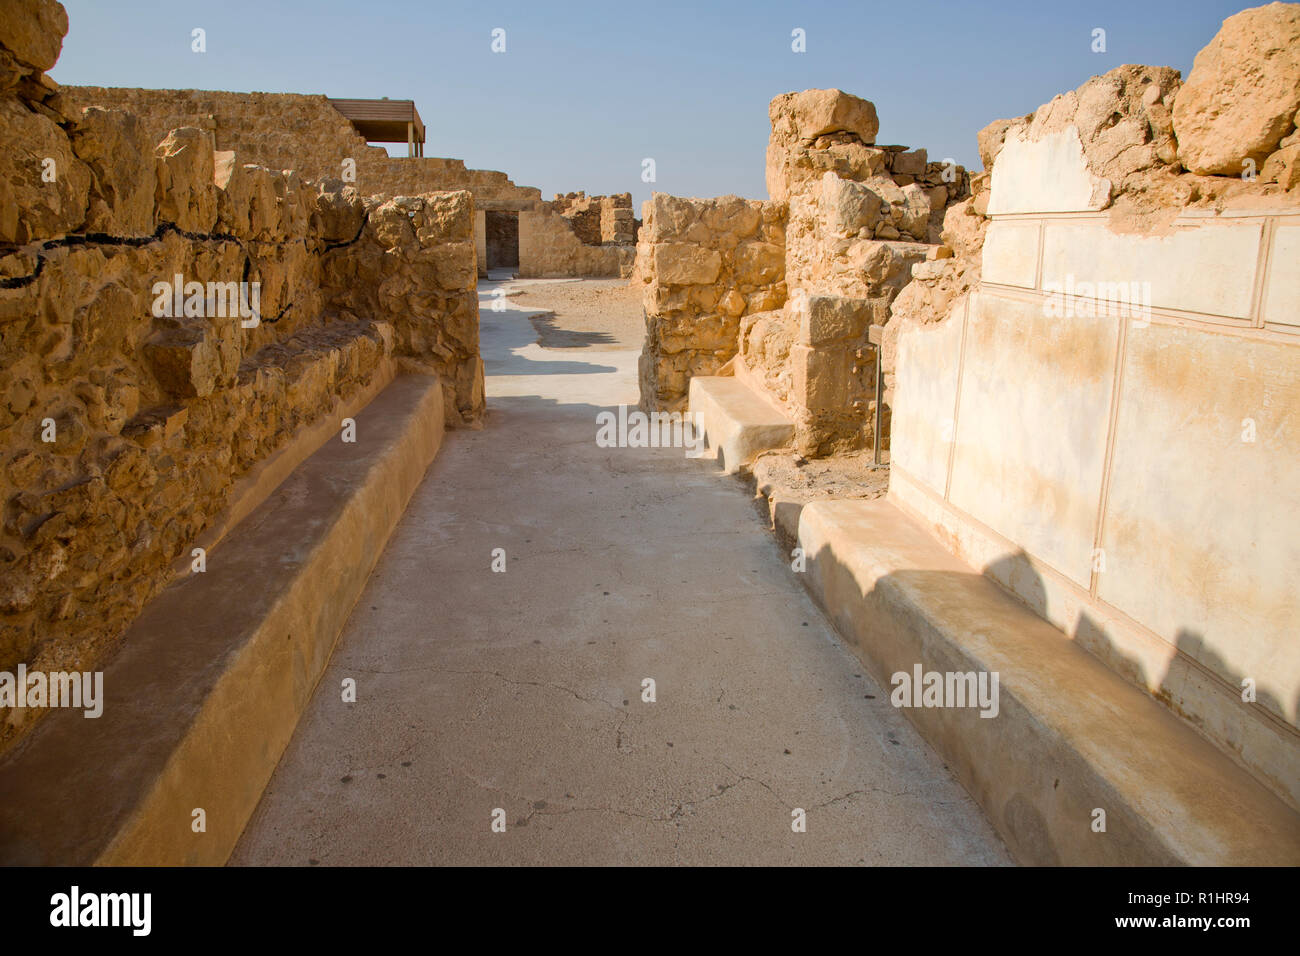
232,278 -> 1011,865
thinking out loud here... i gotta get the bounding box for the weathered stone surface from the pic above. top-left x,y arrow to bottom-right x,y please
0,96 -> 90,242
795,294 -> 872,347
145,326 -> 221,399
820,174 -> 883,236
767,89 -> 881,200
70,107 -> 155,235
0,0 -> 68,72
324,191 -> 482,425
154,127 -> 217,233
57,86 -> 636,279
0,53 -> 484,761
309,178 -> 364,241
633,193 -> 786,411
1173,2 -> 1300,176
214,156 -> 278,240
1015,65 -> 1182,206
652,242 -> 722,285
773,88 -> 880,144
977,116 -> 1027,172
1261,143 -> 1300,188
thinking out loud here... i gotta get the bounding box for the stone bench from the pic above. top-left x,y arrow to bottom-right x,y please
0,375 -> 445,865
797,497 -> 1300,865
688,376 -> 794,474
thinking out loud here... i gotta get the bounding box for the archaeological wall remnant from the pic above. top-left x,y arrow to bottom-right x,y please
0,6 -> 481,753
632,195 -> 787,412
633,89 -> 969,454
633,1 -> 1300,817
60,87 -> 639,278
887,18 -> 1300,810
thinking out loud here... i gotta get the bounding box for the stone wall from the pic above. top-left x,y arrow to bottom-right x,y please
632,194 -> 787,412
759,90 -> 969,456
59,86 -> 543,205
0,0 -> 481,753
634,88 -> 969,456
513,192 -> 640,278
551,191 -> 640,244
886,3 -> 1300,810
59,87 -> 645,277
519,206 -> 636,279
325,192 -> 483,423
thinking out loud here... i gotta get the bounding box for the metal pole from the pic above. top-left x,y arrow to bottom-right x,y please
868,325 -> 884,467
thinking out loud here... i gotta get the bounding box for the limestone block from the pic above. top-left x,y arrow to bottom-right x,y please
893,149 -> 927,176
819,173 -> 882,236
1173,2 -> 1300,175
772,88 -> 879,144
700,197 -> 762,237
791,343 -> 856,411
430,240 -> 477,291
70,107 -> 155,236
370,198 -> 416,249
898,183 -> 931,239
144,326 -> 221,399
0,0 -> 68,71
941,198 -> 987,258
719,289 -> 746,318
652,242 -> 722,285
120,404 -> 189,448
732,240 -> 784,285
271,169 -> 309,240
0,96 -> 90,242
310,178 -> 363,241
418,190 -> 474,241
794,294 -> 872,346
214,158 -> 278,240
767,89 -> 880,199
1261,143 -> 1300,188
154,127 -> 217,234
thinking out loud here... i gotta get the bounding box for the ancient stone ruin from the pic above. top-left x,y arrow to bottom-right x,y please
0,0 -> 1296,880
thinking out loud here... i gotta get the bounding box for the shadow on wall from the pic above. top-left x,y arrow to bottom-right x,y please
984,552 -> 1292,790
807,544 -> 1172,864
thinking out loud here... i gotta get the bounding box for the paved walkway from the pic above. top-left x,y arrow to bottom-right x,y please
231,279 -> 1010,865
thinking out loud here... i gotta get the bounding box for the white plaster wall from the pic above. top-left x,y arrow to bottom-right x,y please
889,118 -> 1300,804
891,300 -> 966,496
947,292 -> 1119,588
1263,223 -> 1300,329
1041,220 -> 1262,319
987,127 -> 1109,215
981,221 -> 1039,288
1101,323 -> 1300,722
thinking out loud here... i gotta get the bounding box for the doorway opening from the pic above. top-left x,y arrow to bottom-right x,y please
485,211 -> 520,271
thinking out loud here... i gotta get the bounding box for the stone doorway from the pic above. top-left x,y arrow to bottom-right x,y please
484,210 -> 519,271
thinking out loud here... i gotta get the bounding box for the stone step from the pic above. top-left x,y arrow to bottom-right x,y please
688,375 -> 794,474
0,374 -> 445,865
797,497 -> 1300,865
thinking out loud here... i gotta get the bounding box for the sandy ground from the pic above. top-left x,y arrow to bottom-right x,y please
231,278 -> 1008,865
507,278 -> 645,351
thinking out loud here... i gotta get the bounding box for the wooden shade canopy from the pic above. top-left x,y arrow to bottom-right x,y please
328,97 -> 426,156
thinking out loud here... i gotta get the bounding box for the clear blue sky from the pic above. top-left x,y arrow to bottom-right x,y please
50,0 -> 1249,209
